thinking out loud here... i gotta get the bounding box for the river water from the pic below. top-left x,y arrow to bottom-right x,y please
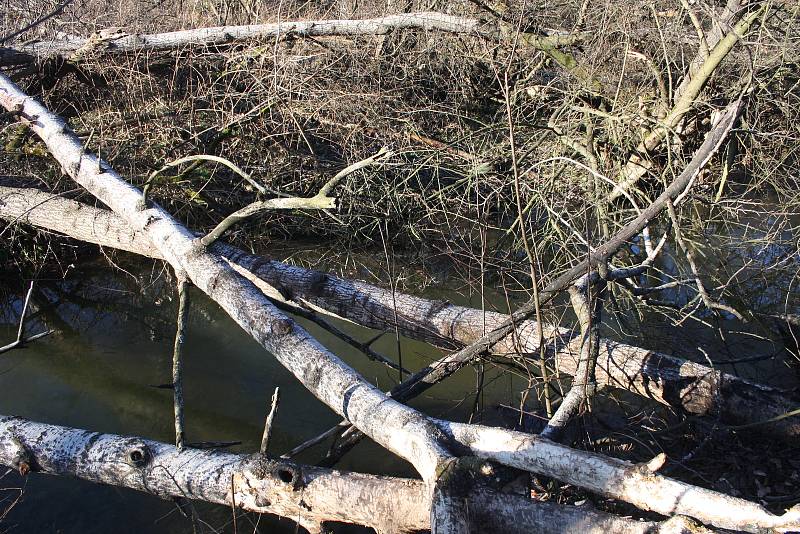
0,250 -> 533,533
1,226 -> 798,533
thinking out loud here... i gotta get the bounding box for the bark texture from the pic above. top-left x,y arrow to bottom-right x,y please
1,79 -> 797,533
0,74 -> 454,486
0,414 -> 426,533
0,13 -> 479,66
0,415 -> 711,534
440,421 -> 800,533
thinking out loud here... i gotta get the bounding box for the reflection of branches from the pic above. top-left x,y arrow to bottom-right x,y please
0,0 -> 798,528
666,199 -> 745,321
0,467 -> 24,522
34,276 -> 171,340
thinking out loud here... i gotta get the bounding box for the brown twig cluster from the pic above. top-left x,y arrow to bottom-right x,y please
0,0 -> 799,532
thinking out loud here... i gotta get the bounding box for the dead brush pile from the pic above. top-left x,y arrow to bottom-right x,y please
1,0 -> 800,528
1,1 -> 796,249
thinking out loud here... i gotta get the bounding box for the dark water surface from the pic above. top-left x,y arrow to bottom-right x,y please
0,255 -> 530,533
1,232 -> 797,533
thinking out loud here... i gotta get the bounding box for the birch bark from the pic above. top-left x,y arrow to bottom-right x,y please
1,76 -> 798,533
2,184 -> 798,533
0,415 -> 714,534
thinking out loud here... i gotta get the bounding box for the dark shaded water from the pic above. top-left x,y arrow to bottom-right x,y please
1,232 -> 797,533
0,255 -> 530,533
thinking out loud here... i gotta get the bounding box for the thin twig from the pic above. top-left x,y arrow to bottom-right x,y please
0,0 -> 75,44
199,147 -> 392,247
172,274 -> 190,450
281,421 -> 350,458
267,297 -> 408,374
142,154 -> 266,203
379,220 -> 404,381
230,473 -> 238,534
317,146 -> 392,198
0,281 -> 53,355
260,387 -> 280,455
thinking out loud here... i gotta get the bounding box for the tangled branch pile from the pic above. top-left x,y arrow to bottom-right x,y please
0,0 -> 799,532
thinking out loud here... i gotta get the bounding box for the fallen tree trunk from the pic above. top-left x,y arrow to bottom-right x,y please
3,193 -> 800,534
1,184 -> 797,440
440,421 -> 800,533
0,415 -> 711,534
2,75 -> 798,533
0,73 -> 458,497
0,12 -> 583,68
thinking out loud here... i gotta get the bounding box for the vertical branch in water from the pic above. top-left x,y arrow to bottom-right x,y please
469,201 -> 488,424
501,57 -> 552,417
542,274 -> 605,441
260,387 -> 280,455
0,280 -> 53,355
172,274 -> 190,450
14,282 -> 33,344
379,220 -> 403,381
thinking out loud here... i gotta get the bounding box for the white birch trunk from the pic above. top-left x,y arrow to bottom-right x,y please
0,13 -> 484,67
0,73 -> 454,489
440,421 -> 800,533
1,78 -> 797,533
0,12 -> 584,67
0,415 -> 711,534
1,185 -> 797,533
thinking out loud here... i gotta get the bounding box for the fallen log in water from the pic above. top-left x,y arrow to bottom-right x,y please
3,189 -> 800,534
2,74 -> 799,533
0,75 -> 459,498
1,183 -> 797,440
0,415 -> 715,534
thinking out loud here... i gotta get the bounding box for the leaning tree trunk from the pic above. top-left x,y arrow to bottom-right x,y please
1,184 -> 796,440
0,71 -> 461,528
